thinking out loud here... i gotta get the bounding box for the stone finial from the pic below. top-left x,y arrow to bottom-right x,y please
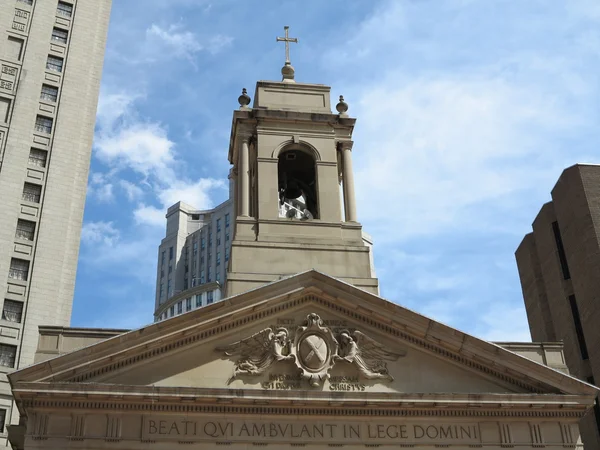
238,88 -> 251,108
281,62 -> 295,82
336,95 -> 349,115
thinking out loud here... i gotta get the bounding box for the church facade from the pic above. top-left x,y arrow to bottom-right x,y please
7,35 -> 599,449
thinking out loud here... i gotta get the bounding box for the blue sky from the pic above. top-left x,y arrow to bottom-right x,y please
74,0 -> 600,340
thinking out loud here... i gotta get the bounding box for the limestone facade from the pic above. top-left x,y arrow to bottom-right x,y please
516,163 -> 600,447
8,271 -> 600,449
0,0 -> 111,441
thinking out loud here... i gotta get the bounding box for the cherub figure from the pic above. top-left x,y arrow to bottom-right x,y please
217,328 -> 294,384
333,330 -> 406,381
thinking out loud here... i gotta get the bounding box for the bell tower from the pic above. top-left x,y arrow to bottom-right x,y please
225,27 -> 378,296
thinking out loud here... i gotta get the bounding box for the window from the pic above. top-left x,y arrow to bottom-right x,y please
207,291 -> 214,304
169,246 -> 173,260
209,233 -> 213,247
35,115 -> 53,134
15,219 -> 35,241
159,283 -> 164,299
28,148 -> 47,168
57,1 -> 73,17
195,294 -> 202,308
2,300 -> 23,323
186,298 -> 192,312
0,345 -> 16,368
22,183 -> 41,203
217,237 -> 221,246
207,267 -> 212,282
225,214 -> 230,227
201,237 -> 205,249
200,270 -> 205,284
160,268 -> 164,278
568,295 -> 589,360
0,98 -> 10,124
177,301 -> 182,314
7,36 -> 24,61
161,251 -> 165,265
167,279 -> 172,298
183,277 -> 188,290
217,218 -> 221,233
225,247 -> 230,261
46,55 -> 63,72
552,222 -> 571,280
168,265 -> 172,274
216,271 -> 221,282
51,28 -> 68,44
170,305 -> 175,317
40,84 -> 58,102
9,258 -> 29,281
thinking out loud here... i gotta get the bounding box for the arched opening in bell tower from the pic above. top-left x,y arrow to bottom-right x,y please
277,148 -> 318,220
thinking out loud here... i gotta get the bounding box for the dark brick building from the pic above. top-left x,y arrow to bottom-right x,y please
516,163 -> 600,447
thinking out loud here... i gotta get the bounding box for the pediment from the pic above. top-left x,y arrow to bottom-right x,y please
10,271 -> 595,401
90,303 -> 526,394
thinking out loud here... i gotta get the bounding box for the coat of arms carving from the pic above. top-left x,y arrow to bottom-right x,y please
216,313 -> 406,387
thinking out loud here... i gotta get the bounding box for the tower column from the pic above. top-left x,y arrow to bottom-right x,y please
239,135 -> 250,217
341,141 -> 357,222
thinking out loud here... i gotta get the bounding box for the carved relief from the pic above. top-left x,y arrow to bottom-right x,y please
217,313 -> 406,387
217,328 -> 295,384
294,313 -> 338,387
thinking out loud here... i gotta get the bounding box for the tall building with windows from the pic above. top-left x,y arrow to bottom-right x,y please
154,198 -> 234,322
515,163 -> 600,448
0,0 -> 112,437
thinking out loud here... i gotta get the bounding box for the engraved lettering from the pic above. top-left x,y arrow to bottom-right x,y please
204,422 -> 218,438
386,425 -> 398,438
238,423 -> 250,437
414,425 -> 425,439
252,424 -> 265,437
148,420 -> 158,434
159,420 -> 167,435
12,22 -> 25,32
0,81 -> 13,91
14,9 -> 29,19
169,422 -> 180,435
2,66 -> 17,76
325,424 -> 337,438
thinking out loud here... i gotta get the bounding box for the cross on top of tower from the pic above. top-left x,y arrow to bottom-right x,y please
276,26 -> 298,83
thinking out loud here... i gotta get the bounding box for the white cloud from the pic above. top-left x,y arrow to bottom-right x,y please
81,221 -> 120,247
133,205 -> 166,228
92,91 -> 226,226
352,73 -> 580,242
119,180 -> 145,202
146,24 -> 203,61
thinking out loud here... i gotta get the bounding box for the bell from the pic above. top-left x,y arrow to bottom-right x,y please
283,179 -> 302,199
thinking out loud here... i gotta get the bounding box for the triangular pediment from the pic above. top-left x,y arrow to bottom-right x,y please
10,271 -> 596,402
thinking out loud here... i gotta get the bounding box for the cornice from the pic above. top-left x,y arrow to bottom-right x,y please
9,271 -> 598,401
13,384 -> 590,418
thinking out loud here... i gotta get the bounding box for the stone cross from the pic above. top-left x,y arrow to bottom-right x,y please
276,26 -> 298,64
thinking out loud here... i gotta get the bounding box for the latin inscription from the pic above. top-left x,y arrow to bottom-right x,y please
142,417 -> 480,444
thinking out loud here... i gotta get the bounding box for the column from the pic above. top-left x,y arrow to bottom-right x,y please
341,141 -> 357,222
239,136 -> 250,217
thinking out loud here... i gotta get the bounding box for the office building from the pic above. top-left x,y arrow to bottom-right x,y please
516,163 -> 600,447
0,0 -> 112,436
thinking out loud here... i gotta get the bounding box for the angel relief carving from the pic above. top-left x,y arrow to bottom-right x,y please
216,314 -> 407,387
216,328 -> 295,384
333,330 -> 406,381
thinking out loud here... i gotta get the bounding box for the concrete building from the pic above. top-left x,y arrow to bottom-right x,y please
515,163 -> 600,448
0,0 -> 112,439
154,198 -> 233,322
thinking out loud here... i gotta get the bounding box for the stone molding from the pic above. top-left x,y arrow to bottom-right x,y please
9,272 -> 598,401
